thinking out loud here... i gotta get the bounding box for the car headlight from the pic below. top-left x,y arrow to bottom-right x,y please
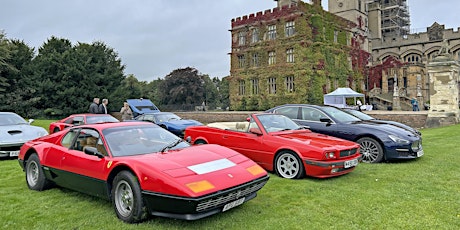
388,135 -> 410,144
325,151 -> 336,159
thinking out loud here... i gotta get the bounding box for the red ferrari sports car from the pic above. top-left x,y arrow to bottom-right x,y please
18,122 -> 269,222
184,114 -> 361,179
49,114 -> 119,134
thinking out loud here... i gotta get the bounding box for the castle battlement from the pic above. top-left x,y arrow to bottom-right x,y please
231,4 -> 302,28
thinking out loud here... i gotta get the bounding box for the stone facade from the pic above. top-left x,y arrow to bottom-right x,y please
228,0 -> 367,110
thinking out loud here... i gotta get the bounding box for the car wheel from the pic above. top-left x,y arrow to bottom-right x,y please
25,153 -> 51,191
112,171 -> 147,223
357,137 -> 384,163
275,151 -> 305,179
53,127 -> 60,133
194,139 -> 207,145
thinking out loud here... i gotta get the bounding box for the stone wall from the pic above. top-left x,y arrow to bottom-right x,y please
113,111 -> 429,129
175,111 -> 429,129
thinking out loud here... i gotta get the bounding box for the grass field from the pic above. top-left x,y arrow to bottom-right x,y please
1,121 -> 459,229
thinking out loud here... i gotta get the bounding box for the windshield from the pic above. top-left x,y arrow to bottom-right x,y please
155,113 -> 181,122
86,115 -> 120,124
103,125 -> 189,157
321,107 -> 362,123
344,109 -> 374,120
256,114 -> 301,133
0,113 -> 28,126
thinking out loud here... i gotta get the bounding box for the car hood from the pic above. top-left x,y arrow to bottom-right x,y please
368,119 -> 421,136
161,120 -> 203,129
0,124 -> 48,144
350,120 -> 418,138
272,130 -> 359,151
125,144 -> 267,196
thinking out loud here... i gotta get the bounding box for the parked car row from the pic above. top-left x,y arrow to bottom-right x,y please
8,102 -> 423,223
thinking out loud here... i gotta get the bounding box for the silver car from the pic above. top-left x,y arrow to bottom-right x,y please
0,112 -> 48,158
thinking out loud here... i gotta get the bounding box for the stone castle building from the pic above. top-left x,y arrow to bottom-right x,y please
228,0 -> 368,110
229,0 -> 460,111
328,0 -> 460,111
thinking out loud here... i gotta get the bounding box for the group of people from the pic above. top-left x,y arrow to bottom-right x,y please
89,98 -> 109,114
88,98 -> 134,121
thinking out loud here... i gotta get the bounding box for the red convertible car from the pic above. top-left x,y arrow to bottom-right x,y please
49,114 -> 119,134
18,122 -> 269,222
184,114 -> 361,179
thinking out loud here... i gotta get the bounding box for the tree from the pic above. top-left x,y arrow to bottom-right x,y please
0,31 -> 13,94
30,37 -> 125,116
159,67 -> 206,110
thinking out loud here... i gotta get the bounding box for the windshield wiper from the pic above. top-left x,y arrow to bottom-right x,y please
160,139 -> 182,153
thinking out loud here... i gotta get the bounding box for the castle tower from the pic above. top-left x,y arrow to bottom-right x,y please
328,0 -> 369,52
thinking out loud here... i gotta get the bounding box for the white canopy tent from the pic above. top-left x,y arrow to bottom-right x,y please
323,87 -> 366,109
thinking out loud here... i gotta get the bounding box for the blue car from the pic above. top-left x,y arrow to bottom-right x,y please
134,112 -> 202,138
266,104 -> 423,163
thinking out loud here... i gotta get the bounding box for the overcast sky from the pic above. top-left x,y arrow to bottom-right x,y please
1,0 -> 458,81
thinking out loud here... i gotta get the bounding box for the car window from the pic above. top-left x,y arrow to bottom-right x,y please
0,113 -> 28,125
321,107 -> 361,123
103,125 -> 189,157
70,128 -> 107,156
256,114 -> 300,133
86,115 -> 119,124
274,107 -> 298,119
61,130 -> 78,148
301,107 -> 326,122
64,118 -> 74,124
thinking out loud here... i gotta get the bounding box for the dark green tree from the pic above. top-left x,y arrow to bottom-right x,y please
159,67 -> 206,110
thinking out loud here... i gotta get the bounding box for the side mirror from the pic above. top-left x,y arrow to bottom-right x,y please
84,147 -> 105,159
28,119 -> 35,124
319,118 -> 332,123
185,136 -> 192,143
249,128 -> 263,135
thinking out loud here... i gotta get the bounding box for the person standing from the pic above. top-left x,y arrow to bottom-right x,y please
89,98 -> 100,114
411,98 -> 420,111
120,102 -> 133,120
100,98 -> 109,114
356,99 -> 362,111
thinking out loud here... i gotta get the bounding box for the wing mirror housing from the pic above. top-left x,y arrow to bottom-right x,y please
84,147 -> 105,159
249,128 -> 263,135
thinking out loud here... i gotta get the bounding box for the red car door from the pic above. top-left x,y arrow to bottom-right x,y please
59,128 -> 109,197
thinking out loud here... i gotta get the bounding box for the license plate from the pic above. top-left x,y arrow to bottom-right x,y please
344,159 -> 358,168
417,149 -> 424,157
9,151 -> 20,157
222,197 -> 245,212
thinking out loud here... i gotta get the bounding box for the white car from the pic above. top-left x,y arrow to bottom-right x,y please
0,112 -> 48,158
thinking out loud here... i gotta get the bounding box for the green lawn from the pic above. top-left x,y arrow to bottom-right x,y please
1,121 -> 459,229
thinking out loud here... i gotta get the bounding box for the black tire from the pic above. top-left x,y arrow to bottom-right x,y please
25,153 -> 51,191
357,137 -> 384,163
53,127 -> 60,133
274,151 -> 305,179
112,171 -> 148,223
194,139 -> 207,145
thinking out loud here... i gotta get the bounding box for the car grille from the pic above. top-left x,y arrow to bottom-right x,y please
339,148 -> 358,157
0,144 -> 22,152
196,180 -> 268,212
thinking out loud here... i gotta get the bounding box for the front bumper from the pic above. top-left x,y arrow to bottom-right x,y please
141,174 -> 269,220
384,139 -> 423,160
304,155 -> 362,178
0,143 -> 24,157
